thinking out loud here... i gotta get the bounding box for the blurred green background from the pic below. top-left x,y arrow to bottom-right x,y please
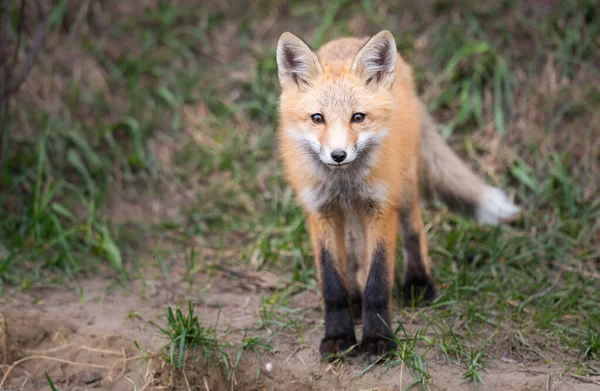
1,0 -> 599,374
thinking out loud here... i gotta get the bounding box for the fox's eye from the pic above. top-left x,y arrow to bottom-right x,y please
311,113 -> 325,124
351,113 -> 366,123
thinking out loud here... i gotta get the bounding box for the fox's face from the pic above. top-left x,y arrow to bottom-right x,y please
276,31 -> 397,168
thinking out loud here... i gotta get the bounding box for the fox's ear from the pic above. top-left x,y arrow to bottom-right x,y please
351,30 -> 397,89
276,32 -> 322,89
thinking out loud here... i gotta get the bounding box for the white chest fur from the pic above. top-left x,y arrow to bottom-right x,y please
299,174 -> 388,215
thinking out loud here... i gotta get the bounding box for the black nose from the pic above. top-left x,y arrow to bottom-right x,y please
331,149 -> 347,163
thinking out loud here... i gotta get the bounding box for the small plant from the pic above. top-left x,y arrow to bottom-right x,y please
134,340 -> 155,364
150,302 -> 229,370
230,332 -> 275,380
582,327 -> 600,359
351,317 -> 432,390
435,322 -> 488,385
461,348 -> 487,385
256,288 -> 309,343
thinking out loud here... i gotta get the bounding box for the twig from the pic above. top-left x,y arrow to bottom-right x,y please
139,360 -> 158,391
139,379 -> 155,391
144,358 -> 153,379
0,0 -> 47,183
182,369 -> 192,391
115,347 -> 128,382
0,314 -> 7,365
125,375 -> 137,391
22,344 -> 122,356
0,355 -> 111,389
568,373 -> 600,386
8,0 -> 26,71
544,373 -> 553,391
3,0 -> 47,96
0,30 -> 9,185
1,351 -> 146,389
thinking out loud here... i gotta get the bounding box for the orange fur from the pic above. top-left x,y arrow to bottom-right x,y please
278,32 -> 428,287
275,30 -> 518,357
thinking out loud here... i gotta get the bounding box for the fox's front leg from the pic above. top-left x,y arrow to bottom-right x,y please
358,208 -> 399,356
308,212 -> 357,357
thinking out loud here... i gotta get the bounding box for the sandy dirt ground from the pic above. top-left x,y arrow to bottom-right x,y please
1,262 -> 598,391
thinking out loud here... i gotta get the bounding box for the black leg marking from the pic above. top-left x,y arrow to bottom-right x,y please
401,221 -> 436,307
350,293 -> 362,324
360,244 -> 396,358
319,246 -> 357,358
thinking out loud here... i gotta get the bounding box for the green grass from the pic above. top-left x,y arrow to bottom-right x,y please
461,348 -> 487,385
349,319 -> 433,389
1,1 -> 209,286
236,332 -> 276,379
45,373 -> 60,391
150,302 -> 229,371
2,0 -> 600,387
538,0 -> 599,78
429,15 -> 514,135
150,300 -> 280,383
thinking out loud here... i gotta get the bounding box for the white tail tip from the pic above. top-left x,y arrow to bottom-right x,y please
476,187 -> 521,225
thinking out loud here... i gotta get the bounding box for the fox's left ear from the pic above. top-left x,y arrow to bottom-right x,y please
351,30 -> 397,89
277,32 -> 322,88
276,32 -> 323,89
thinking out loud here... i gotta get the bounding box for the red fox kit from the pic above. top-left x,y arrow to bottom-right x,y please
276,30 -> 520,357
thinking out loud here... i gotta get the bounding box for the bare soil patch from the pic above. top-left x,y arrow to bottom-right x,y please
1,268 -> 597,391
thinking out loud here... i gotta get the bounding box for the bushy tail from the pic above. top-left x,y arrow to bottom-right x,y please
418,101 -> 520,225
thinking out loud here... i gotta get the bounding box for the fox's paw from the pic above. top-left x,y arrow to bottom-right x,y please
358,336 -> 397,361
319,335 -> 357,359
403,274 -> 436,307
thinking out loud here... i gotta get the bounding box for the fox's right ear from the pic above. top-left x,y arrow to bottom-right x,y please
276,32 -> 322,89
351,30 -> 396,89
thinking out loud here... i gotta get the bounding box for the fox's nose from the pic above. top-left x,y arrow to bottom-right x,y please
331,149 -> 347,163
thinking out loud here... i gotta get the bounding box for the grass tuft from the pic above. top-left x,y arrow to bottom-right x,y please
351,317 -> 432,389
150,302 -> 228,371
582,327 -> 600,360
